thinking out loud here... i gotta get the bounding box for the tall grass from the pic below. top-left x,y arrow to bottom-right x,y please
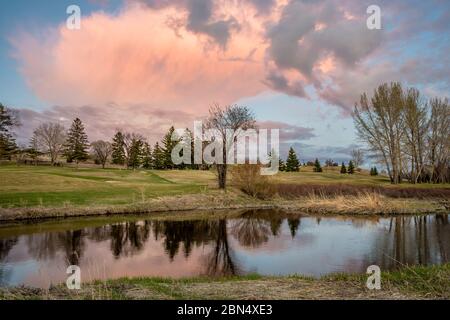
303,192 -> 390,213
276,183 -> 450,199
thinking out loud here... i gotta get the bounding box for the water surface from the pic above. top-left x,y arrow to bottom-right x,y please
0,210 -> 448,288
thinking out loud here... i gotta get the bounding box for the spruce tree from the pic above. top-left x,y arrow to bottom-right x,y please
162,126 -> 179,169
64,118 -> 89,165
347,160 -> 355,174
152,142 -> 165,170
285,147 -> 300,172
0,103 -> 17,160
111,131 -> 125,165
313,158 -> 322,172
279,158 -> 286,172
370,166 -> 378,176
127,137 -> 143,169
141,142 -> 153,169
340,162 -> 347,174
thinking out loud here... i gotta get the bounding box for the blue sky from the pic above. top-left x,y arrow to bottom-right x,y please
0,0 -> 449,163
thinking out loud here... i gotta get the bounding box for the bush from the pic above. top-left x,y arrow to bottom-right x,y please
230,164 -> 276,199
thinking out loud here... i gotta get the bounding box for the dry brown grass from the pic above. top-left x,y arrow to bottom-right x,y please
0,275 -> 432,300
277,191 -> 443,215
276,183 -> 450,199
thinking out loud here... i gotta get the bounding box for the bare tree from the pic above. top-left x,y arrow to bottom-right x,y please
427,98 -> 450,183
91,140 -> 112,169
353,82 -> 405,184
403,88 -> 428,183
33,122 -> 66,165
205,104 -> 256,189
350,149 -> 364,169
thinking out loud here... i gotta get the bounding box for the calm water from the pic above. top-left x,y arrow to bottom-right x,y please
0,210 -> 448,288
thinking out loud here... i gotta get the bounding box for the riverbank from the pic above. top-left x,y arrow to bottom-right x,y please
1,264 -> 448,300
0,165 -> 448,222
0,191 -> 448,222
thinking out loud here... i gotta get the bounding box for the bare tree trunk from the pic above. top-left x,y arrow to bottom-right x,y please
217,164 -> 227,189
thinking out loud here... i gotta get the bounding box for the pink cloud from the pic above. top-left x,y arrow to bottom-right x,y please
11,4 -> 267,114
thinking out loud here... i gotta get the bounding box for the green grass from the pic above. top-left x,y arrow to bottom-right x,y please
0,164 -> 447,211
0,166 -> 210,208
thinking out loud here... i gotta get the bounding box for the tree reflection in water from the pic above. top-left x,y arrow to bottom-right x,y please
204,219 -> 238,276
0,212 -> 448,285
372,214 -> 449,269
0,238 -> 18,285
108,222 -> 151,258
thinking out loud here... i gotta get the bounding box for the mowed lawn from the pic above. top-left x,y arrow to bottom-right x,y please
0,165 -> 214,208
0,164 -> 448,208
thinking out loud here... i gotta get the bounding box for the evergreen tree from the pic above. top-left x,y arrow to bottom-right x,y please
0,103 -> 17,159
347,160 -> 355,174
64,118 -> 89,165
111,131 -> 125,165
141,142 -> 153,169
279,158 -> 286,172
313,158 -> 322,172
127,137 -> 143,169
152,142 -> 165,170
370,166 -> 378,176
162,126 -> 179,169
285,147 -> 300,172
340,162 -> 347,174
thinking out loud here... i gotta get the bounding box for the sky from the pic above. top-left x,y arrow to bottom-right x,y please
0,0 -> 449,163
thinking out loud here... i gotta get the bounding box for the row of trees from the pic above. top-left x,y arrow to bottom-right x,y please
353,82 -> 449,184
108,127 -> 202,170
279,147 -> 366,174
27,119 -> 207,171
1,104 -> 257,189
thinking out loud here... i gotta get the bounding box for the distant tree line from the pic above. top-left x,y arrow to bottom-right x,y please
1,104 -> 257,189
25,118 -> 212,171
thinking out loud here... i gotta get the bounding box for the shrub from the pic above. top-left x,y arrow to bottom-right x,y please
230,164 -> 276,199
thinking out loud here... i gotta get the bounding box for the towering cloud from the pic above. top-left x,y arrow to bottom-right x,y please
9,0 -> 450,121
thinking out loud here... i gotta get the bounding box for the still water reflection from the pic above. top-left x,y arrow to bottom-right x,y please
0,210 -> 448,288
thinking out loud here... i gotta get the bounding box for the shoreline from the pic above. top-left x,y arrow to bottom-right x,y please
0,192 -> 448,223
1,264 -> 448,300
